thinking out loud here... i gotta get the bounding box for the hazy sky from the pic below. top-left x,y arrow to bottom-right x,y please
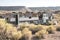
0,0 -> 60,7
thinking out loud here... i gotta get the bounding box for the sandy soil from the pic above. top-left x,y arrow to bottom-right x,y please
41,31 -> 60,40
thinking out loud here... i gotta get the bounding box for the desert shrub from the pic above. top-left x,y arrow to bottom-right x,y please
37,24 -> 49,30
12,31 -> 22,40
18,23 -> 49,34
29,24 -> 49,34
5,23 -> 17,32
0,23 -> 6,33
47,25 -> 56,34
29,24 -> 38,34
5,23 -> 17,35
18,23 -> 39,34
35,30 -> 48,39
18,22 -> 30,30
31,25 -> 48,34
0,18 -> 7,33
0,18 -> 6,26
22,28 -> 32,40
0,22 -> 22,40
0,18 -> 23,40
5,23 -> 22,40
29,24 -> 47,34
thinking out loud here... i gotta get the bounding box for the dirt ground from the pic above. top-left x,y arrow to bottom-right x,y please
41,31 -> 60,40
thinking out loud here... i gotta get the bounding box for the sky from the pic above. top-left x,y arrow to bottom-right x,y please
0,0 -> 60,7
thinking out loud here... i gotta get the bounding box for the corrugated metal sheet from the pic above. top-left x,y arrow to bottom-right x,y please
19,17 -> 39,21
10,17 -> 39,22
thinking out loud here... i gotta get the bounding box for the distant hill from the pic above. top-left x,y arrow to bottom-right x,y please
0,6 -> 26,11
29,7 -> 60,11
0,6 -> 60,11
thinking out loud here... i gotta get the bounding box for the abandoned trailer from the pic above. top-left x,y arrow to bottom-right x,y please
0,12 -> 54,25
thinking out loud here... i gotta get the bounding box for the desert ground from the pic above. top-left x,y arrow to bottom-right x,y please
0,10 -> 60,40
